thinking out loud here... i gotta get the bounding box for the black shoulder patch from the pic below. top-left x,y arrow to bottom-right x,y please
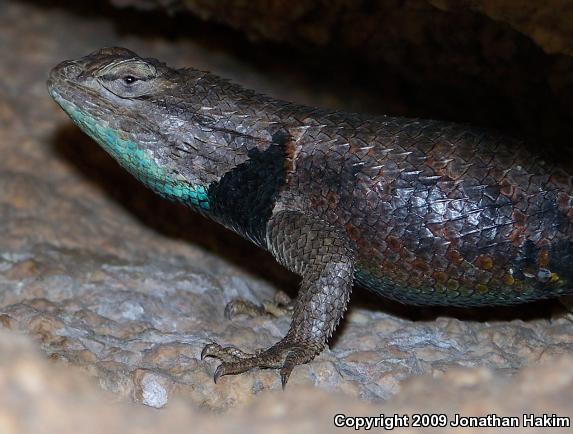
207,141 -> 288,247
271,129 -> 290,147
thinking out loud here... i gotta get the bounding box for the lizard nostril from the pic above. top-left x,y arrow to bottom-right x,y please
65,62 -> 81,78
53,60 -> 82,79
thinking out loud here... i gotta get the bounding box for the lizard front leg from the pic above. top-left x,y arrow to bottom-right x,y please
201,210 -> 355,387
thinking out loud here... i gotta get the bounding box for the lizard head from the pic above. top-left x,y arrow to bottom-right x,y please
47,47 -> 213,210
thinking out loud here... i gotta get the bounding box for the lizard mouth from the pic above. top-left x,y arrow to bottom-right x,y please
46,81 -> 64,105
47,70 -> 62,100
47,62 -> 110,118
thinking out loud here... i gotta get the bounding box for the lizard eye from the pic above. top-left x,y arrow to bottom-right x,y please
123,75 -> 138,85
97,60 -> 157,98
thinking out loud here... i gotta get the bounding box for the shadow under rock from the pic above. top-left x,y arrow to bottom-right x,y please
51,123 -> 563,329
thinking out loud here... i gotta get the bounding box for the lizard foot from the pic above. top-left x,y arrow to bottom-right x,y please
201,339 -> 317,388
224,290 -> 293,319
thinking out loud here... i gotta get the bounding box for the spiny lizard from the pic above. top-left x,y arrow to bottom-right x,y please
48,47 -> 573,387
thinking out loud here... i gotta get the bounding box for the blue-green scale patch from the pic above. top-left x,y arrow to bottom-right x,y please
60,100 -> 209,210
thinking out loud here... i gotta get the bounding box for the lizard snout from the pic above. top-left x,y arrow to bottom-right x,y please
47,60 -> 83,99
50,60 -> 82,81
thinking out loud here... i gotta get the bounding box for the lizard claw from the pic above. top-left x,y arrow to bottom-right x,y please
201,342 -> 253,362
279,352 -> 298,389
200,342 -> 218,360
280,366 -> 292,389
213,364 -> 225,383
200,339 -> 318,387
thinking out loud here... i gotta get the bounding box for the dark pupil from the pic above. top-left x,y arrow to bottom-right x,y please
123,75 -> 137,84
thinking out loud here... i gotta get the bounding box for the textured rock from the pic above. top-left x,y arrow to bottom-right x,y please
430,0 -> 573,56
2,0 -> 573,418
1,330 -> 572,433
112,0 -> 573,57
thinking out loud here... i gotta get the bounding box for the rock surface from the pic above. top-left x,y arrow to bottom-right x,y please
2,330 -> 573,433
430,0 -> 573,56
1,0 -> 573,421
112,0 -> 573,57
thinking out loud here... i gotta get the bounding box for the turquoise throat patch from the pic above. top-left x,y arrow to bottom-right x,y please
60,100 -> 210,210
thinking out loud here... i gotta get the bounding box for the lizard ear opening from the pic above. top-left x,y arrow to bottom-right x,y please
96,60 -> 158,99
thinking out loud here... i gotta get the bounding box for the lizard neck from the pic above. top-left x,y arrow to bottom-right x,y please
58,98 -> 211,210
59,95 -> 292,247
146,71 -> 297,246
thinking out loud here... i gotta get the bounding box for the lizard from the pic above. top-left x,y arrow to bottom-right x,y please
47,47 -> 573,387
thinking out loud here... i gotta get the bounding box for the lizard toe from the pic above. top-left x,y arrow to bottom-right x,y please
204,339 -> 319,386
224,299 -> 266,319
224,293 -> 293,320
201,342 -> 254,362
